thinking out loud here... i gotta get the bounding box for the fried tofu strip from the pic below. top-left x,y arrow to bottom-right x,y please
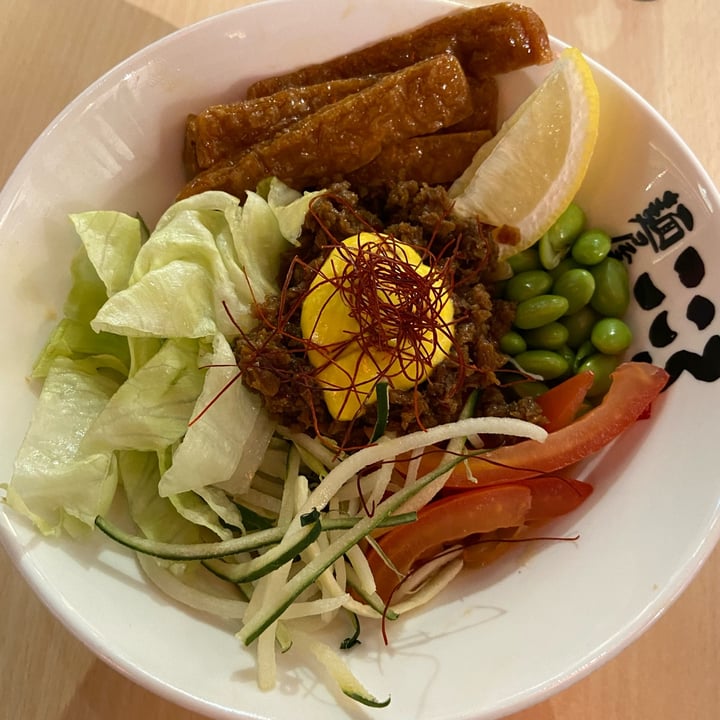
345,130 -> 492,189
183,76 -> 378,176
178,54 -> 473,200
246,2 -> 552,98
445,76 -> 499,134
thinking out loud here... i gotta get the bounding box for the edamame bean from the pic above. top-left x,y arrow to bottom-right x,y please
573,339 -> 596,373
513,380 -> 549,398
556,344 -> 576,376
505,269 -> 553,302
577,352 -> 621,397
548,256 -> 580,281
561,306 -> 600,348
590,317 -> 633,355
499,331 -> 527,355
524,322 -> 569,350
590,257 -> 630,316
552,267 -> 596,315
571,229 -> 612,266
514,294 -> 569,329
515,350 -> 569,380
538,203 -> 586,270
507,246 -> 541,274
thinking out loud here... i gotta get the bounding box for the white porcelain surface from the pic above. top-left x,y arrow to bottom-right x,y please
1,0 -> 719,719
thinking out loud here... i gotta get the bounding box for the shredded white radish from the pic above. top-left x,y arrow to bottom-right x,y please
281,594 -> 350,619
345,543 -> 376,596
235,488 -> 282,514
295,416 -> 546,525
392,547 -> 463,600
138,554 -> 247,619
283,429 -> 341,471
390,557 -> 465,616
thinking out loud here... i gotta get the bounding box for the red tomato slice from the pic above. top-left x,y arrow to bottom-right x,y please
535,370 -> 594,432
368,484 -> 532,602
443,361 -> 669,488
460,476 -> 593,567
519,475 -> 593,521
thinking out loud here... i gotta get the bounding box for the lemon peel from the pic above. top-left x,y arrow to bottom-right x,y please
450,47 -> 600,260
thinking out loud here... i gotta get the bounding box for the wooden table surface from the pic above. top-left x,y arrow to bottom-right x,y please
1,1 -> 719,718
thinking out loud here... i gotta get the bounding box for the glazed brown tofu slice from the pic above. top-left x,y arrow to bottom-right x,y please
178,53 -> 474,200
184,76 -> 378,176
245,2 -> 552,98
344,131 -> 492,189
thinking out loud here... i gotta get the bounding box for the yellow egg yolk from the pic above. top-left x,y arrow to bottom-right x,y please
300,232 -> 454,422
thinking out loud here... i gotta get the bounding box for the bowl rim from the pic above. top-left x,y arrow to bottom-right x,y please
2,2 -> 720,719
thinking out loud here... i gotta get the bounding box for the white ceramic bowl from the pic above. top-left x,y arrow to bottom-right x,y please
2,1 -> 720,719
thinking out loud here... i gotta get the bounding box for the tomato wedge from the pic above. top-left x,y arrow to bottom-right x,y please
535,370 -> 594,432
368,484 -> 532,602
442,361 -> 668,488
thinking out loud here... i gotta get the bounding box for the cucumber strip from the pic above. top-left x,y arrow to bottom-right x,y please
275,621 -> 293,653
294,630 -> 390,708
345,566 -> 396,621
238,454 -> 470,645
204,519 -> 322,584
369,381 -> 389,442
256,622 -> 279,691
96,511 -> 417,562
340,610 -> 361,649
95,515 -> 290,559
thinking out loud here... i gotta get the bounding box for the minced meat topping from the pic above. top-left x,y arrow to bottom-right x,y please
234,181 -> 544,447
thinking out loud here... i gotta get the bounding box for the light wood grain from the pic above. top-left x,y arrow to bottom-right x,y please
1,1 -> 719,718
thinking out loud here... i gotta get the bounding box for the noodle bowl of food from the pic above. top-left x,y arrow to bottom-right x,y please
1,1 -> 719,719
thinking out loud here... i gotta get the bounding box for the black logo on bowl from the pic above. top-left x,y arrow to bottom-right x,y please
609,191 -> 719,387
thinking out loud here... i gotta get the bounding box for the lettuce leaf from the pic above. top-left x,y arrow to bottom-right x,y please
8,186 -> 306,539
82,338 -> 205,453
119,451 -> 203,546
8,357 -> 120,536
158,332 -> 273,498
70,211 -> 143,296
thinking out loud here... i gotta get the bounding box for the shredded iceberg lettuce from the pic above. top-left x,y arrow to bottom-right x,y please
8,183 -> 315,537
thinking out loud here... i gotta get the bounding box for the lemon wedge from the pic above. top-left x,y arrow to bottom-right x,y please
300,232 -> 454,422
450,47 -> 600,260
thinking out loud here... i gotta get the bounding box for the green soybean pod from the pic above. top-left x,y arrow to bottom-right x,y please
590,257 -> 631,317
590,317 -> 633,354
515,349 -> 569,380
538,203 -> 586,270
507,246 -> 541,274
524,321 -> 569,350
572,229 -> 612,266
514,294 -> 569,330
505,269 -> 554,302
577,352 -> 621,397
499,331 -> 527,356
561,305 -> 600,348
552,267 -> 596,315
